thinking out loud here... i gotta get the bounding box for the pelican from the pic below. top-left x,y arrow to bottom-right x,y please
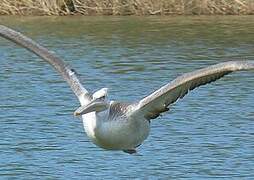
0,25 -> 254,154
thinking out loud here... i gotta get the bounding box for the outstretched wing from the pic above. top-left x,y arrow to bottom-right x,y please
0,25 -> 92,105
130,61 -> 254,120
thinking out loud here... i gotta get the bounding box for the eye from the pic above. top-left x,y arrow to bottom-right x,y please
99,96 -> 106,100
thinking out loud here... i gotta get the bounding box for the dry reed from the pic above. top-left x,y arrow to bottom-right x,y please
0,0 -> 253,15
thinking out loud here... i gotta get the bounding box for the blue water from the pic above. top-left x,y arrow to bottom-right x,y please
0,16 -> 254,179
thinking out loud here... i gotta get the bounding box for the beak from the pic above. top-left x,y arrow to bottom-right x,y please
74,100 -> 108,116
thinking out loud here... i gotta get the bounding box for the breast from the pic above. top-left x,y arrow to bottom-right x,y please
94,115 -> 150,150
81,102 -> 150,150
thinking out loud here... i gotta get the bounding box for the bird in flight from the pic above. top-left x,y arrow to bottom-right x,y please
0,25 -> 253,154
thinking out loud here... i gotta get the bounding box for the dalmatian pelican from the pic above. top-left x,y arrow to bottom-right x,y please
0,25 -> 253,154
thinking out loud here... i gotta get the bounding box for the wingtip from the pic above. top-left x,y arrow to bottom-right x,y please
223,60 -> 254,71
235,61 -> 254,71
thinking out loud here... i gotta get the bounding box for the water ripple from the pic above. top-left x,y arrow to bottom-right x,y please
0,16 -> 254,179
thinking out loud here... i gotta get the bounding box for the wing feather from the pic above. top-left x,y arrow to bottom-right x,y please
0,25 -> 92,104
130,61 -> 254,120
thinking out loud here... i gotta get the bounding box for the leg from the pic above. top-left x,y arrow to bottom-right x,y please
123,149 -> 137,154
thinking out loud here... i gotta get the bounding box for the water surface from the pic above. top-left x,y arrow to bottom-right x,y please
0,16 -> 254,179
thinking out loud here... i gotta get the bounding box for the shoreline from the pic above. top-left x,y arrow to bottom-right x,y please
1,0 -> 253,16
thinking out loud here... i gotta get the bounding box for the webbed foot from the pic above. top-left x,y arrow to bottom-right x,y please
123,149 -> 137,154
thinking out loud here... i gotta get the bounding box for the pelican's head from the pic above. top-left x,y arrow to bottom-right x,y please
74,88 -> 109,116
92,88 -> 108,100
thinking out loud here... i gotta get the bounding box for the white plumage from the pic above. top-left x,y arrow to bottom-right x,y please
1,25 -> 254,154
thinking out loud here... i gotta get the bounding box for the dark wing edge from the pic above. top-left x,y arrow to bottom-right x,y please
0,25 -> 92,104
129,61 -> 254,120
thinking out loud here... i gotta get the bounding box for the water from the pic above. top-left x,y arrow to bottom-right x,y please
0,16 -> 254,179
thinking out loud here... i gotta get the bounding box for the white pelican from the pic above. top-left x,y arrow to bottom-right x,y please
0,25 -> 253,154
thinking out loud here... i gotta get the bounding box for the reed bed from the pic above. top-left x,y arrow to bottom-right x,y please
0,0 -> 253,15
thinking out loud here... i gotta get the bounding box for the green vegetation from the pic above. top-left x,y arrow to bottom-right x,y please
0,0 -> 253,15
